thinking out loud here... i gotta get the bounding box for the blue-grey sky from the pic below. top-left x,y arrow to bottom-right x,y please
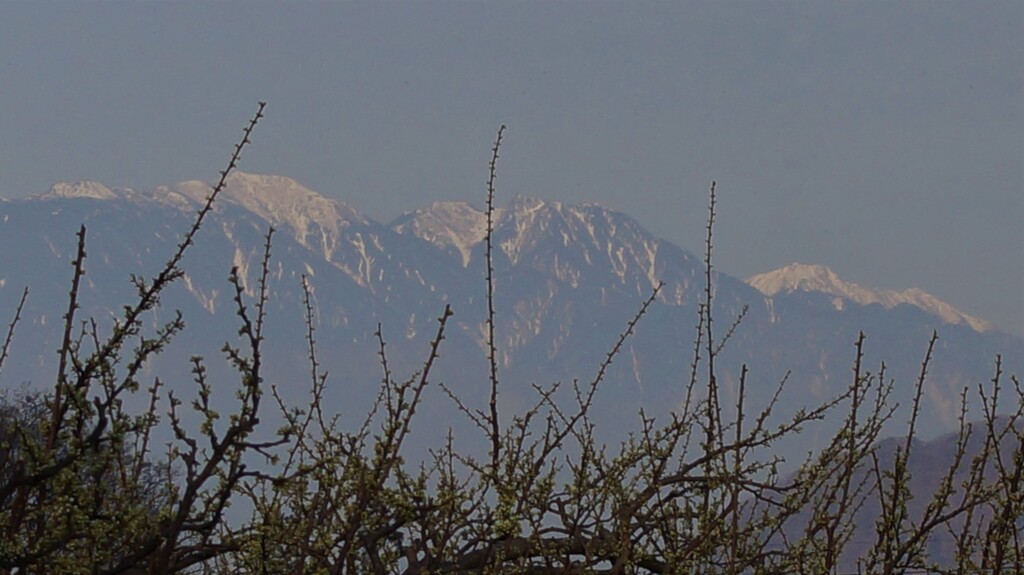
1,2 -> 1021,336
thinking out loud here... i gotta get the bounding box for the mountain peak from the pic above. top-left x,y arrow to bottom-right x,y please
392,201 -> 493,266
747,263 -> 852,296
167,170 -> 367,237
747,263 -> 993,332
40,181 -> 124,201
505,194 -> 551,213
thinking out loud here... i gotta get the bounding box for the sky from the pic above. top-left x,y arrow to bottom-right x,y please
0,2 -> 1021,336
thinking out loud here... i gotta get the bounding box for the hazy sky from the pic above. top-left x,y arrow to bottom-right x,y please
1,2 -> 1021,336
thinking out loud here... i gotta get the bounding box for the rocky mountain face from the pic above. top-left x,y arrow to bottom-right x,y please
0,173 -> 1020,456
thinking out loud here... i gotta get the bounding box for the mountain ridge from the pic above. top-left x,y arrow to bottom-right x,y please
2,172 -> 1020,449
28,173 -> 996,335
747,263 -> 992,333
19,174 -> 1003,335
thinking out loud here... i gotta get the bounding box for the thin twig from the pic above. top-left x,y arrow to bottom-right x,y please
485,125 -> 506,473
0,286 -> 28,377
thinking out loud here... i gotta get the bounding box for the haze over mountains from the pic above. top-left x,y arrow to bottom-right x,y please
1,173 -> 1020,451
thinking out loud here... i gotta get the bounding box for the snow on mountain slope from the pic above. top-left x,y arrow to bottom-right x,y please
35,173 -> 394,291
392,201 -> 494,266
37,173 -> 371,243
40,181 -> 125,200
152,172 -> 391,288
25,176 -> 997,338
395,195 -> 704,302
161,172 -> 368,241
494,196 -> 664,289
747,263 -> 992,332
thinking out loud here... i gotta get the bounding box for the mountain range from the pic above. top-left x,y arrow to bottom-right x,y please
0,173 -> 1020,456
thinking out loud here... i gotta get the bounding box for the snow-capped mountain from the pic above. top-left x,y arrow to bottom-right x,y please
161,172 -> 371,238
41,180 -> 128,201
391,195 -> 681,295
747,263 -> 992,332
392,201 -> 493,267
0,174 -> 1020,451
